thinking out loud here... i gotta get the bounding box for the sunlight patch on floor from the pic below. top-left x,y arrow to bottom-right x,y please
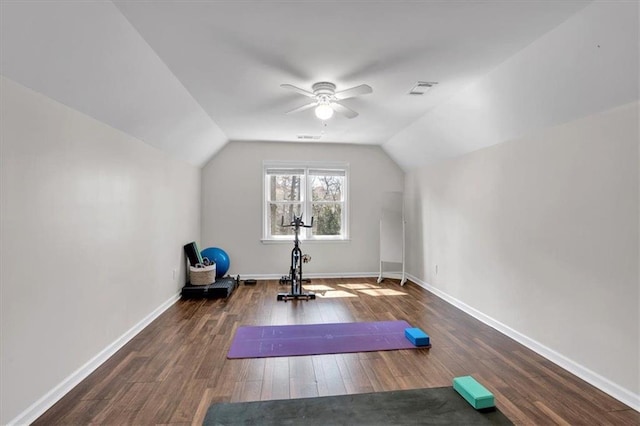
338,283 -> 381,290
304,284 -> 335,291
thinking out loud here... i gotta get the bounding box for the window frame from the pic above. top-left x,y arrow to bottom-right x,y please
263,161 -> 349,242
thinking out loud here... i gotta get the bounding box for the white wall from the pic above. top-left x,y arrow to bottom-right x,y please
201,141 -> 404,277
404,102 -> 639,406
0,77 -> 201,424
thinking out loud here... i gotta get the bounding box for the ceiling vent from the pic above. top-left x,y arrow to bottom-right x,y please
409,81 -> 437,95
297,134 -> 322,140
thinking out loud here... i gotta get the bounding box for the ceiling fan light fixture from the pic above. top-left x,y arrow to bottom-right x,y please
282,81 -> 370,120
315,103 -> 334,120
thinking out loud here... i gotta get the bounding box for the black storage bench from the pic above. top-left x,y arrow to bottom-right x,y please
181,275 -> 239,299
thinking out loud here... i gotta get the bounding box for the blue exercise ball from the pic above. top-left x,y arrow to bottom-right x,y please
201,247 -> 230,278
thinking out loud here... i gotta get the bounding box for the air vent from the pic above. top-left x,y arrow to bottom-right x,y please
409,81 -> 438,95
297,134 -> 322,140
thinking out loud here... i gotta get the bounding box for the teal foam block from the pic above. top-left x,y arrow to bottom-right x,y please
453,376 -> 495,409
404,328 -> 431,347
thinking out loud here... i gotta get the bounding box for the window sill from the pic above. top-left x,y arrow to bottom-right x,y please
261,238 -> 351,244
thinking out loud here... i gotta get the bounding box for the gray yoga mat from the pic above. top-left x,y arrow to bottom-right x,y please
203,387 -> 513,425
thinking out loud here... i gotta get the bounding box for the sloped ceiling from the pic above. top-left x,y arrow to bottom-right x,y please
0,1 -> 226,166
3,1 -> 635,170
384,1 -> 639,169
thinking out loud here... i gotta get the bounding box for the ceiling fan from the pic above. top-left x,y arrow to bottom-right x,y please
281,81 -> 373,120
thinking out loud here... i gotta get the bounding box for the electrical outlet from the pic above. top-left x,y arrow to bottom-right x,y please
435,264 -> 438,275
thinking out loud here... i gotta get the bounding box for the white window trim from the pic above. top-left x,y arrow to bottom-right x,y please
262,160 -> 349,242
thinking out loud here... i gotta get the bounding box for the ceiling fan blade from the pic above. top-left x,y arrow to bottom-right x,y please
331,102 -> 358,119
334,84 -> 373,100
281,84 -> 315,98
286,101 -> 317,114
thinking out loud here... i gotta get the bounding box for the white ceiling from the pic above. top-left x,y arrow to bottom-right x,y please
1,1 -> 598,167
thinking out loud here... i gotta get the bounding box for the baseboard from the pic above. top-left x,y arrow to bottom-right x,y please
406,274 -> 640,411
7,293 -> 181,426
238,272 -> 379,280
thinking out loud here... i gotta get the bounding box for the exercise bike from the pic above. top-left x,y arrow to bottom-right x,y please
277,214 -> 316,302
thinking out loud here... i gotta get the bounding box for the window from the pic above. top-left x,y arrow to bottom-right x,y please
264,162 -> 348,241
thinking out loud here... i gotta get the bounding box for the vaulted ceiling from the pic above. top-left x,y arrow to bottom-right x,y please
2,1 -> 637,169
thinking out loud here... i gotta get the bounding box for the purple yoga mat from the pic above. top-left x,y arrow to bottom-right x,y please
227,320 -> 418,359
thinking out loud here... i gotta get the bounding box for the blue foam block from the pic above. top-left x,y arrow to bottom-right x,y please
453,376 -> 495,409
404,327 -> 430,346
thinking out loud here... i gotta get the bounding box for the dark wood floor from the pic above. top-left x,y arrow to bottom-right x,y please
34,278 -> 638,425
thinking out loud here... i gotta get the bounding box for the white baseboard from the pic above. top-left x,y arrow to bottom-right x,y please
406,274 -> 640,411
8,293 -> 181,426
238,272 -> 379,280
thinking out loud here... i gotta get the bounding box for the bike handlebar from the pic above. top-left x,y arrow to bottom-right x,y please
280,215 -> 314,228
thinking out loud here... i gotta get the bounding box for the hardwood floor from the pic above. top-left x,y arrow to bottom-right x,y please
34,278 -> 638,425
